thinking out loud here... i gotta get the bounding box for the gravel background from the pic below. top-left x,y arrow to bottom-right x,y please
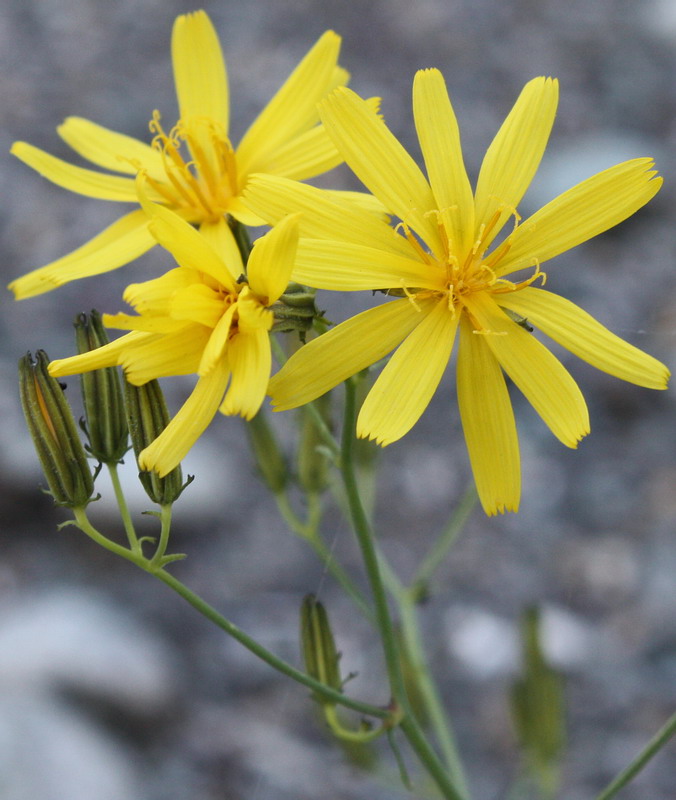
1,1 -> 676,799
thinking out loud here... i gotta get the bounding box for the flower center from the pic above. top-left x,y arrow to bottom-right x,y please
145,111 -> 238,223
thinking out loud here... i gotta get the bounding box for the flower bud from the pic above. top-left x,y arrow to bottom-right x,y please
124,378 -> 188,505
19,350 -> 95,508
300,594 -> 342,699
74,311 -> 128,464
272,283 -> 323,342
245,410 -> 288,493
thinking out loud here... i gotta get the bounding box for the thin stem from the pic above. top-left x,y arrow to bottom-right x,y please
412,485 -> 477,592
154,567 -> 392,720
275,491 -> 373,621
595,710 -> 676,800
398,589 -> 470,799
341,378 -> 406,702
73,506 -> 148,568
399,715 -> 467,800
107,462 -> 140,552
149,504 -> 173,567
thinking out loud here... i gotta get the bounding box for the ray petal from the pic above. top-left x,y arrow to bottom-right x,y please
220,329 -> 271,419
496,287 -> 669,389
318,87 -> 442,256
293,240 -> 443,291
48,332 -> 148,377
236,31 -> 341,177
120,326 -> 210,384
247,214 -> 299,302
171,10 -> 229,129
457,314 -> 520,515
269,298 -> 435,410
495,159 -> 662,275
473,77 -> 559,249
8,210 -> 155,299
57,117 -> 165,178
139,358 -> 231,476
11,142 -> 155,202
413,69 -> 475,258
357,297 -> 458,445
462,292 -> 589,447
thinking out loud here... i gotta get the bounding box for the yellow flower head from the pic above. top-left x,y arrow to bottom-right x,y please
49,196 -> 300,477
244,71 -> 669,516
9,11 -> 343,299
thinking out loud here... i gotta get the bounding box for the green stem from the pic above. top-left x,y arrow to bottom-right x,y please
594,710 -> 676,800
340,379 -> 465,800
149,504 -> 173,567
399,715 -> 467,800
398,589 -> 470,799
71,506 -> 391,721
154,567 -> 391,720
341,378 -> 405,701
412,485 -> 477,592
107,462 -> 140,553
275,492 -> 373,621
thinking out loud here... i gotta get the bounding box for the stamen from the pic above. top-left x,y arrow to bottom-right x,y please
394,221 -> 433,265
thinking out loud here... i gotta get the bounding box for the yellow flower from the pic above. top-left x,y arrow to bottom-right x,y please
244,71 -> 669,515
9,11 -> 344,299
49,199 -> 299,477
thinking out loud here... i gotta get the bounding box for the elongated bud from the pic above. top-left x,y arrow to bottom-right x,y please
19,350 -> 95,508
124,378 -> 187,505
74,311 -> 128,464
272,283 -> 323,342
245,410 -> 288,493
300,594 -> 342,700
298,393 -> 332,493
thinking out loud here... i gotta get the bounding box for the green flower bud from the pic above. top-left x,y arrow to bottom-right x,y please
245,410 -> 288,493
19,350 -> 95,508
298,393 -> 332,494
300,594 -> 342,700
124,378 -> 188,505
272,283 -> 324,342
74,311 -> 128,464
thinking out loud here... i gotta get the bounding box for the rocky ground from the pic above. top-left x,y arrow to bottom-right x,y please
1,1 -> 676,798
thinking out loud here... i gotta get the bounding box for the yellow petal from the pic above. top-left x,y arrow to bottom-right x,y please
357,297 -> 458,445
247,214 -> 299,302
456,315 -> 520,515
236,31 -> 342,177
49,332 -> 148,376
412,69 -> 475,258
139,358 -> 231,476
293,240 -> 443,291
123,267 -> 201,314
138,191 -> 237,291
462,292 -> 589,448
57,117 -> 165,178
11,142 -> 157,202
103,312 -> 188,334
170,284 -> 225,328
318,88 -> 442,256
220,329 -> 271,419
8,210 -> 155,299
198,303 -> 236,375
243,174 -> 410,256
270,297 -> 434,410
496,287 -> 670,389
474,77 -> 559,249
198,218 -> 244,283
495,159 -> 662,275
171,11 -> 229,130
120,326 -> 210,384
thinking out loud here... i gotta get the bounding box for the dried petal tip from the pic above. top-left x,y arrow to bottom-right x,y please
75,311 -> 128,464
19,350 -> 95,508
300,593 -> 342,701
124,378 -> 189,506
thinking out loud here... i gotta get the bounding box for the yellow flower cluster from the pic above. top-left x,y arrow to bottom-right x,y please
12,11 -> 669,514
